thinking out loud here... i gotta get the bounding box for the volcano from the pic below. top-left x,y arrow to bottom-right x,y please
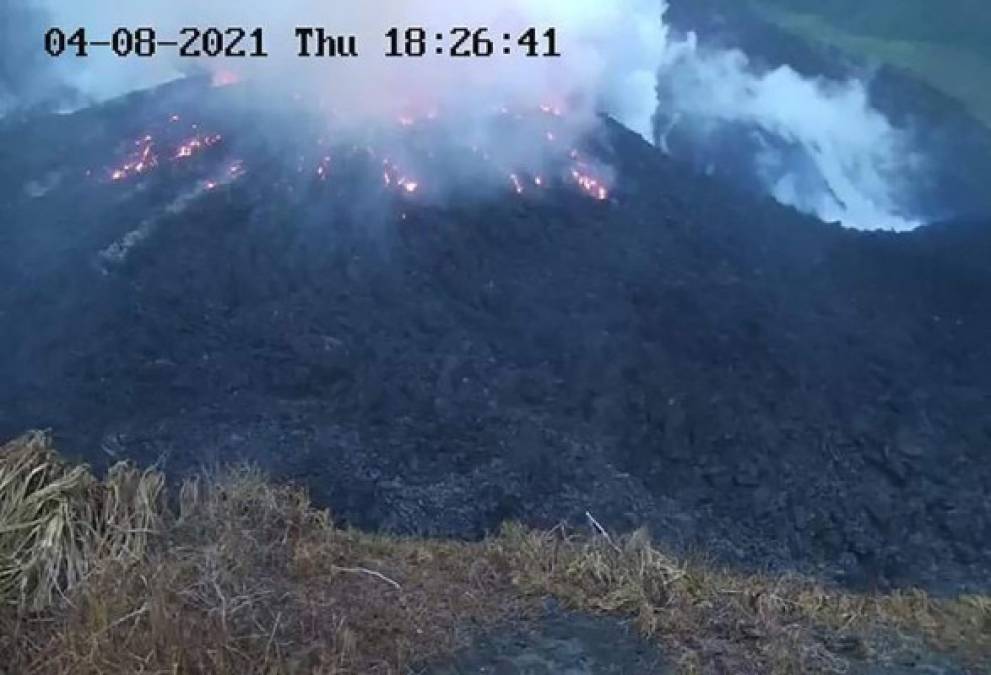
1,77 -> 989,595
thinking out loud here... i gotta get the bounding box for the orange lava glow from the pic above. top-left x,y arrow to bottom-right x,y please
102,105 -> 617,206
570,169 -> 609,201
111,137 -> 158,181
175,134 -> 223,160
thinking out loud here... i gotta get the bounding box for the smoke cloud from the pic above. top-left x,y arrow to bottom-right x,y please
6,0 -> 927,229
652,29 -> 925,231
25,0 -> 663,135
0,0 -> 73,114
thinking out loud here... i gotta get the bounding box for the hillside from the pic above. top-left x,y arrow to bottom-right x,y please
748,0 -> 991,129
1,78 -> 989,600
2,433 -> 988,674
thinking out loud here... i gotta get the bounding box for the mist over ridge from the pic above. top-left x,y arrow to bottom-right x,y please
1,0 -> 962,229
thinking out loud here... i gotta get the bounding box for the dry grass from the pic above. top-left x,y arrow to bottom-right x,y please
499,525 -> 991,673
0,436 -> 519,674
0,431 -> 164,612
1,432 -> 988,674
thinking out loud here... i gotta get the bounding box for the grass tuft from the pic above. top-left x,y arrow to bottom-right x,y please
0,431 -> 164,612
1,432 -> 988,674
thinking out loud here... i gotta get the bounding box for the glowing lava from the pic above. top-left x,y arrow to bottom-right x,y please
106,121 -> 228,185
111,136 -> 158,181
175,134 -> 223,160
570,168 -> 609,201
381,157 -> 420,195
103,104 -> 615,205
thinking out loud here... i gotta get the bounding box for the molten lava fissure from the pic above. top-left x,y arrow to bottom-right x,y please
175,134 -> 222,160
571,168 -> 609,201
106,115 -> 228,185
101,100 -> 612,205
110,135 -> 158,182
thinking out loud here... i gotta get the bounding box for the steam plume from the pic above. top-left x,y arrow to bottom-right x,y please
652,28 -> 924,231
6,0 -> 928,229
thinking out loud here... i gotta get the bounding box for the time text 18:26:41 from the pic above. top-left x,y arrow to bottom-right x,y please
44,26 -> 561,59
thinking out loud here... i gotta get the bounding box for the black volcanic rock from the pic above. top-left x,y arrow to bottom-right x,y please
1,80 -> 989,593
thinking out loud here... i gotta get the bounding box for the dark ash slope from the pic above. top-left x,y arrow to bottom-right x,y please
1,81 -> 989,593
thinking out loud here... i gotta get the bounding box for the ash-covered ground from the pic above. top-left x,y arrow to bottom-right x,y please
1,78 -> 989,595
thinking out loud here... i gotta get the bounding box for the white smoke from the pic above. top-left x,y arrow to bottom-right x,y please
34,0 -> 664,137
14,0 -> 925,229
653,29 -> 924,231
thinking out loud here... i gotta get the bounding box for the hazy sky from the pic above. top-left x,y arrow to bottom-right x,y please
17,0 -> 667,138
2,0 -> 925,230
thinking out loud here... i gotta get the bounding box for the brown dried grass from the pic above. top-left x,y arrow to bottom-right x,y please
1,432 -> 988,674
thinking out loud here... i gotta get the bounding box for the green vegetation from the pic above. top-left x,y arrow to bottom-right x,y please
2,432 -> 989,673
749,0 -> 991,128
751,0 -> 991,53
